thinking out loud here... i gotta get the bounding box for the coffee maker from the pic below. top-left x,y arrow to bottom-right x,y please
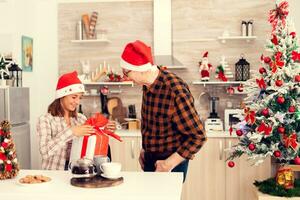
204,97 -> 223,131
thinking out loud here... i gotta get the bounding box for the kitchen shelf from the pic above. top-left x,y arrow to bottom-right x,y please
192,80 -> 245,86
173,38 -> 216,43
59,0 -> 152,3
83,81 -> 134,87
217,36 -> 257,44
71,39 -> 111,44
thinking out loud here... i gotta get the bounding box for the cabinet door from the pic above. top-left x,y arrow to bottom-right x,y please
109,136 -> 140,171
182,138 -> 226,200
225,138 -> 271,200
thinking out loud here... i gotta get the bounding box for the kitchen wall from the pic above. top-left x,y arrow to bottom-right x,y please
58,0 -> 273,122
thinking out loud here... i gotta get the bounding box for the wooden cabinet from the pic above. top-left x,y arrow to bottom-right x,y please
182,138 -> 271,200
109,136 -> 142,171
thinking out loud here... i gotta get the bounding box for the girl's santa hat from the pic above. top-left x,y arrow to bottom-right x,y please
120,40 -> 155,72
55,71 -> 85,99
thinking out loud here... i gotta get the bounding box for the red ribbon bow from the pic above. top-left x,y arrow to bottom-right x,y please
85,113 -> 122,142
268,1 -> 289,32
256,78 -> 266,89
283,133 -> 298,150
244,107 -> 256,125
292,51 -> 300,62
257,122 -> 272,136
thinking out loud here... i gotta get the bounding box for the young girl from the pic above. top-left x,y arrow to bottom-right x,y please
37,71 -> 115,170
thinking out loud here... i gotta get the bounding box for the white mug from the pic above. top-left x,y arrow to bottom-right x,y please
100,162 -> 121,177
93,155 -> 110,174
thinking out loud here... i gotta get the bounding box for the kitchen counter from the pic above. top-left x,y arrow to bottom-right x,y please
116,129 -> 240,138
0,170 -> 183,200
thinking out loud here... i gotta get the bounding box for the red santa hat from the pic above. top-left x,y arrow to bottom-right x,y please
55,71 -> 85,99
203,52 -> 208,58
120,40 -> 155,72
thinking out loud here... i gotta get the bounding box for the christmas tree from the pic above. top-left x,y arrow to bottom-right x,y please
0,120 -> 19,180
228,0 -> 300,167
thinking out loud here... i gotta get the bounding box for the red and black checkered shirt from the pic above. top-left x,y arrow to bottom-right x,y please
141,67 -> 206,159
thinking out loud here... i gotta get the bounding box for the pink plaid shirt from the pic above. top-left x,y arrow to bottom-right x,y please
36,113 -> 86,170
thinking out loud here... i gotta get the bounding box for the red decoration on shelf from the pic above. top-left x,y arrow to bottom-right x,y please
227,86 -> 235,95
248,143 -> 256,151
259,67 -> 266,74
237,84 -> 244,92
236,130 -> 243,136
228,161 -> 235,168
278,126 -> 285,134
294,157 -> 300,165
275,79 -> 283,87
295,75 -> 300,82
261,108 -> 269,116
273,150 -> 281,158
288,106 -> 296,113
276,96 -> 285,104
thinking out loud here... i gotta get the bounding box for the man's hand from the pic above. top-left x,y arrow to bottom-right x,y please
139,149 -> 145,170
155,152 -> 185,172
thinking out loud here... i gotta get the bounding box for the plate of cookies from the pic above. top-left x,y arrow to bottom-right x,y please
18,175 -> 52,186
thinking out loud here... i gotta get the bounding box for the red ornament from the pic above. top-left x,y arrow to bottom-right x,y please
288,106 -> 296,113
261,108 -> 269,116
259,67 -> 266,74
236,130 -> 243,136
248,143 -> 256,151
275,80 -> 283,87
227,86 -> 235,95
5,162 -> 12,172
237,85 -> 244,92
277,96 -> 285,104
294,157 -> 300,165
228,161 -> 235,168
264,57 -> 271,64
271,34 -> 279,45
0,152 -> 7,161
278,126 -> 285,134
295,75 -> 300,82
273,150 -> 281,158
1,142 -> 8,148
290,32 -> 296,39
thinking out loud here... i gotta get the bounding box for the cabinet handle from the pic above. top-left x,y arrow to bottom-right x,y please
131,140 -> 135,159
219,140 -> 223,160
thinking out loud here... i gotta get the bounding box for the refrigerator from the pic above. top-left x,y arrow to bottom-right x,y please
0,87 -> 31,169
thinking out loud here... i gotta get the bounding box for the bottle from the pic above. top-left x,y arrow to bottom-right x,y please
78,104 -> 83,114
241,21 -> 247,37
76,20 -> 83,40
100,87 -> 109,117
247,20 -> 253,36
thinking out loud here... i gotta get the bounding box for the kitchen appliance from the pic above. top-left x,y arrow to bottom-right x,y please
224,109 -> 243,132
0,87 -> 31,169
205,97 -> 223,131
69,158 -> 95,181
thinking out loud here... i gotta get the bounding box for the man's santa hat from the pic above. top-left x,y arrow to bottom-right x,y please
55,71 -> 85,99
120,40 -> 155,72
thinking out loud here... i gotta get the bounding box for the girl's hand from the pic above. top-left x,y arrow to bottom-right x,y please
71,125 -> 95,137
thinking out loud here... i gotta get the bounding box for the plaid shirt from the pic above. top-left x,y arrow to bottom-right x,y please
36,113 -> 86,170
141,68 -> 206,159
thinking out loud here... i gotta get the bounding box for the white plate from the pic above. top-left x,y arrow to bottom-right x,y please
17,180 -> 51,187
101,173 -> 122,180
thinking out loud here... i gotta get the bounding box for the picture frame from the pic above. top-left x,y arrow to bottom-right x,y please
21,36 -> 33,72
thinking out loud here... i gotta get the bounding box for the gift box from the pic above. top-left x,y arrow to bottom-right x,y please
70,113 -> 121,163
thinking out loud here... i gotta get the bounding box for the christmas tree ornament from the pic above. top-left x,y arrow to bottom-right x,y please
263,56 -> 271,64
248,143 -> 256,151
261,108 -> 269,116
259,67 -> 266,74
5,160 -> 12,172
294,157 -> 300,165
199,52 -> 212,81
291,51 -> 300,62
236,129 -> 243,136
237,84 -> 244,92
295,75 -> 300,82
271,34 -> 279,45
283,133 -> 298,150
288,106 -> 296,113
276,96 -> 285,104
278,126 -> 285,134
275,79 -> 283,87
228,161 -> 235,168
273,150 -> 281,158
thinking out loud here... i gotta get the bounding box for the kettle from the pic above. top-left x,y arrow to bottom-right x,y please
69,158 -> 96,179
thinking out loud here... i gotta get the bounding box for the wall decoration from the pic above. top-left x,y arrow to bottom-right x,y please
21,36 -> 33,72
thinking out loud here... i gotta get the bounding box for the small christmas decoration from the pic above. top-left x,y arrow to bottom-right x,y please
261,108 -> 269,116
248,143 -> 256,151
278,126 -> 285,134
275,79 -> 283,87
236,129 -> 243,136
293,157 -> 300,165
228,161 -> 235,168
235,55 -> 250,81
277,96 -> 285,104
295,75 -> 300,82
259,67 -> 266,74
288,106 -> 296,113
237,84 -> 244,92
0,55 -> 11,83
273,150 -> 281,158
198,52 -> 212,81
107,71 -> 122,82
0,120 -> 19,180
276,166 -> 294,189
215,56 -> 233,82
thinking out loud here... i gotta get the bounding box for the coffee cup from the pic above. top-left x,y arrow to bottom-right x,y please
100,162 -> 121,178
93,155 -> 110,174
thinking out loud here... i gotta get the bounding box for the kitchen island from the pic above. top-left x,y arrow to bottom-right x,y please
0,170 -> 183,200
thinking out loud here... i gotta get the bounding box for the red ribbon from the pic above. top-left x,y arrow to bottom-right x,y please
217,71 -> 228,82
292,51 -> 300,62
268,1 -> 289,32
257,122 -> 272,136
244,107 -> 256,125
283,133 -> 298,150
80,135 -> 89,158
271,35 -> 279,45
256,78 -> 266,89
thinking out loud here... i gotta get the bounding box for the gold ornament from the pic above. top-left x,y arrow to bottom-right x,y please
276,166 -> 295,189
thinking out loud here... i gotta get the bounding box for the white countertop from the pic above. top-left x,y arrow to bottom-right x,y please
116,129 -> 239,138
0,170 -> 183,200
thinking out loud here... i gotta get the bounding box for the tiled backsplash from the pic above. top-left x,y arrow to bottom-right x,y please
58,0 -> 273,125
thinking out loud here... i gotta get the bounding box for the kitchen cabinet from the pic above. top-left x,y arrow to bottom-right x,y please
181,138 -> 271,200
109,136 -> 142,171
